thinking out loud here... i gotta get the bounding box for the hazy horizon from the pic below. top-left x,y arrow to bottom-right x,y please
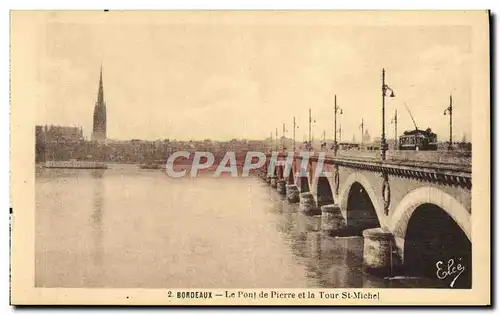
30,12 -> 472,142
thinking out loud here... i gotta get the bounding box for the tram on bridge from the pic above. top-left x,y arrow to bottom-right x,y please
398,103 -> 438,151
398,128 -> 438,151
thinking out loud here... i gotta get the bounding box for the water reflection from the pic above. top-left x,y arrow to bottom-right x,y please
90,170 -> 105,266
36,167 -> 444,288
82,169 -> 106,287
274,210 -> 369,287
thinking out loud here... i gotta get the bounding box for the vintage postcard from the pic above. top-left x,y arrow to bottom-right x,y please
10,10 -> 490,306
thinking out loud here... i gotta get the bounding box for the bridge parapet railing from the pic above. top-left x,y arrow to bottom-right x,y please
386,150 -> 471,166
273,149 -> 471,168
283,149 -> 471,188
333,149 -> 471,166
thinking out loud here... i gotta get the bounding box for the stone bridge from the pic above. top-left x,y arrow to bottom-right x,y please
260,150 -> 472,288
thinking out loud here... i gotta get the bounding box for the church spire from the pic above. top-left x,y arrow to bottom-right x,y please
92,65 -> 107,142
97,65 -> 104,104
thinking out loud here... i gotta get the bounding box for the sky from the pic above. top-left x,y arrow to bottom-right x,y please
33,11 -> 472,142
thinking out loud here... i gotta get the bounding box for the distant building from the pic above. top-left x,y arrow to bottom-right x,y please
339,142 -> 359,150
363,130 -> 371,144
35,124 -> 85,162
40,125 -> 84,144
35,126 -> 46,162
365,136 -> 381,150
92,67 -> 107,142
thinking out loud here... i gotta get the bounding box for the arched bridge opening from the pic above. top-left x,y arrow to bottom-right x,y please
346,182 -> 380,235
404,203 -> 471,288
298,176 -> 310,193
276,165 -> 284,179
316,177 -> 334,207
287,168 -> 295,184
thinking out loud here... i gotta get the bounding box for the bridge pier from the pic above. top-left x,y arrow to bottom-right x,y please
265,174 -> 273,185
362,228 -> 396,276
270,177 -> 278,188
259,170 -> 267,181
320,204 -> 346,233
285,184 -> 300,203
316,194 -> 334,208
299,192 -> 320,215
276,179 -> 286,195
266,173 -> 276,185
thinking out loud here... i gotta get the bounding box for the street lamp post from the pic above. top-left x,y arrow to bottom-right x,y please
292,116 -> 299,151
321,129 -> 326,150
381,68 -> 395,160
308,109 -> 316,151
333,94 -> 343,156
282,123 -> 284,151
309,109 -> 312,150
275,128 -> 278,152
444,95 -> 453,151
359,118 -> 364,149
282,122 -> 288,151
270,131 -> 273,152
391,109 -> 398,150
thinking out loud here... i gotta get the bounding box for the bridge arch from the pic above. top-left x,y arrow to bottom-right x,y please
390,186 -> 471,245
390,187 -> 471,288
294,162 -> 312,193
311,175 -> 335,207
345,182 -> 381,234
276,164 -> 284,179
338,172 -> 386,228
296,174 -> 311,193
286,167 -> 295,184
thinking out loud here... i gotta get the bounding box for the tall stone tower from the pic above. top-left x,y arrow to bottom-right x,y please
92,67 -> 107,142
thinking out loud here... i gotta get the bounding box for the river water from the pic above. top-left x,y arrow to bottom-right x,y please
35,164 -> 441,288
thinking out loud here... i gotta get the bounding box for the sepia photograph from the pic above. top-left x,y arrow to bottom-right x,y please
10,10 -> 490,306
